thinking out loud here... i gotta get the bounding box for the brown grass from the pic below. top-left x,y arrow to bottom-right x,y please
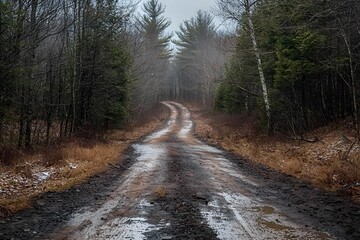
14,163 -> 33,178
42,147 -> 65,167
0,147 -> 22,166
0,104 -> 168,216
0,197 -> 33,216
188,103 -> 360,201
153,186 -> 167,199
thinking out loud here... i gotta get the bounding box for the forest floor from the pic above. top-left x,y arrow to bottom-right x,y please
188,104 -> 360,203
0,104 -> 168,217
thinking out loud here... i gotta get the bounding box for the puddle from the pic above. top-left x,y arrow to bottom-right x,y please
201,192 -> 332,240
178,119 -> 193,138
201,194 -> 255,239
133,144 -> 165,167
252,206 -> 276,215
46,102 -> 334,239
190,144 -> 223,154
101,217 -> 168,240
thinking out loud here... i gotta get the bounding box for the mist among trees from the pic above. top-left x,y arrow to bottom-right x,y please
1,0 -> 360,149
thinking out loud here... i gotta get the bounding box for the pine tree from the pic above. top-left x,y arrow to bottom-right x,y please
131,0 -> 172,114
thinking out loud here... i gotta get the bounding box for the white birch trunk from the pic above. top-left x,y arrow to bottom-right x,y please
247,10 -> 272,131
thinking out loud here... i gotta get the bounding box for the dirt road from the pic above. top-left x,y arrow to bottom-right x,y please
1,102 -> 360,239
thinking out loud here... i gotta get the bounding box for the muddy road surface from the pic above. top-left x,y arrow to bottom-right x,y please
1,101 -> 360,240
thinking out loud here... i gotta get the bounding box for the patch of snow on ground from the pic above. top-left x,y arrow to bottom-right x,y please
32,171 -> 50,181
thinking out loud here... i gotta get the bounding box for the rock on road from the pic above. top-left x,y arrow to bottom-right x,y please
1,101 -> 360,240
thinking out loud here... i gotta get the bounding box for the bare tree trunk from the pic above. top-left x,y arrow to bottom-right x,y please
342,31 -> 359,138
246,8 -> 272,133
25,0 -> 38,149
71,0 -> 79,134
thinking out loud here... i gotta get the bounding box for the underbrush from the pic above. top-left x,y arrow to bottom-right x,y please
0,147 -> 23,166
0,103 -> 168,216
0,139 -> 124,214
189,104 -> 360,202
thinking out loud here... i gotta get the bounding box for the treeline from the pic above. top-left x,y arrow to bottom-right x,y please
171,11 -> 229,106
0,0 -> 174,149
214,0 -> 360,136
0,0 -> 134,149
129,0 -> 172,114
3,0 -> 359,149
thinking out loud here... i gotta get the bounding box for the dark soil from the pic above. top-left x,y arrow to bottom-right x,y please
1,146 -> 360,240
209,143 -> 360,240
0,149 -> 135,240
1,102 -> 360,240
145,143 -> 218,240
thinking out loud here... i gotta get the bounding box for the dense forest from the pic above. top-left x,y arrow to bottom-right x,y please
214,0 -> 360,136
1,0 -> 360,150
0,0 -> 171,149
0,0 -> 136,149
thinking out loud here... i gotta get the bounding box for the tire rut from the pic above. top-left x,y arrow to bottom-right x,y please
1,101 -> 360,240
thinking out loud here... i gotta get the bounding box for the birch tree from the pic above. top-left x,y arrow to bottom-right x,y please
216,0 -> 272,132
215,0 -> 360,137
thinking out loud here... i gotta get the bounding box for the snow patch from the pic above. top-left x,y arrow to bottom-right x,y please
33,172 -> 50,181
178,120 -> 193,138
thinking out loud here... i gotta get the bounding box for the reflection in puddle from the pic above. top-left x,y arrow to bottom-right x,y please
102,217 -> 169,240
50,102 -> 333,240
201,192 -> 331,240
178,119 -> 193,138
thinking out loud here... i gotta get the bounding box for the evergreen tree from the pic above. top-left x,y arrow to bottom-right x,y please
174,11 -> 224,106
0,0 -> 134,150
215,0 -> 360,136
137,0 -> 172,55
131,0 -> 172,115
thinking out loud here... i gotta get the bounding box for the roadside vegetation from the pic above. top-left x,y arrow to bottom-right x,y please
190,104 -> 360,202
0,104 -> 166,216
0,0 -> 170,216
200,0 -> 360,201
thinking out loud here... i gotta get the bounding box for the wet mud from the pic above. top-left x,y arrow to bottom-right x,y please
1,102 -> 360,239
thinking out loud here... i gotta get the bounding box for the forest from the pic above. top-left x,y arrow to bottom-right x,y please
1,0 -> 360,151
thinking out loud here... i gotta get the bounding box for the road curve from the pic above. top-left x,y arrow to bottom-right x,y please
45,101 -> 354,239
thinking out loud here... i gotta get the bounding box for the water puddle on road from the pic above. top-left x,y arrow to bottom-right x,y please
191,142 -> 332,239
95,214 -> 169,240
201,192 -> 331,240
44,102 -> 338,239
54,126 -> 171,239
178,119 -> 193,138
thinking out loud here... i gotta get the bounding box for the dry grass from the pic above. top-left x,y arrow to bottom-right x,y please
153,186 -> 167,199
0,141 -> 125,215
42,147 -> 65,167
0,196 -> 33,216
188,103 -> 360,201
0,147 -> 22,166
0,104 -> 168,216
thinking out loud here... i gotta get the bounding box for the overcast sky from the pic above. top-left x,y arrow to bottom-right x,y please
138,0 -> 222,35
